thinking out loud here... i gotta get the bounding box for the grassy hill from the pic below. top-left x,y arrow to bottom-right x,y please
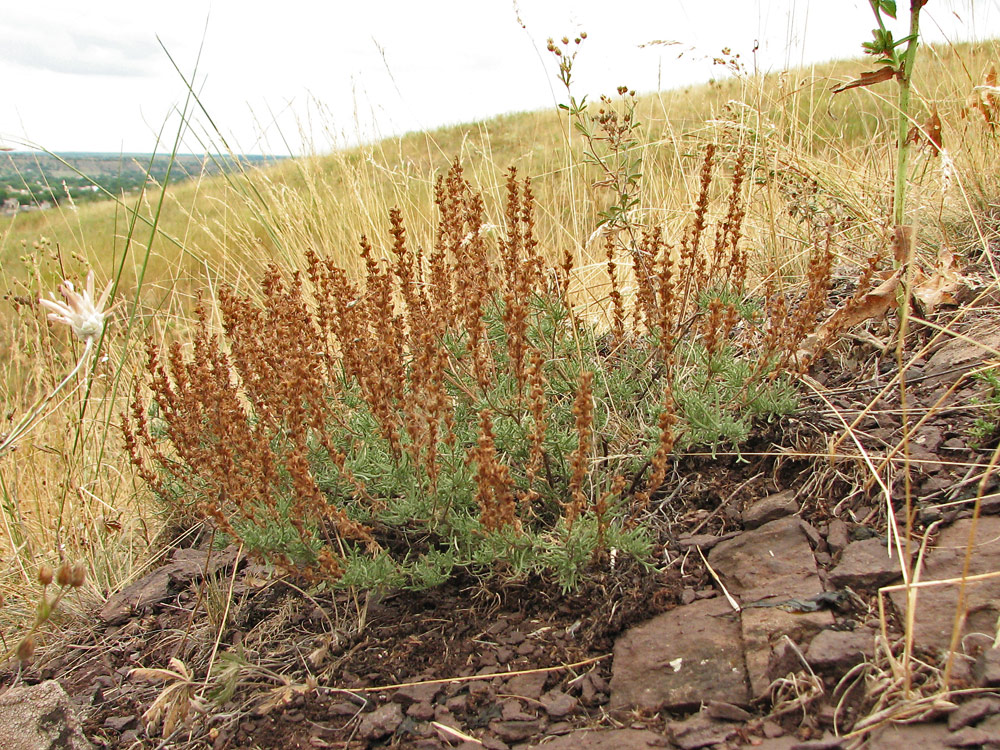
1,35 -> 999,688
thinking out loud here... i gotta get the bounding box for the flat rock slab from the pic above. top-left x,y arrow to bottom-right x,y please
827,538 -> 903,589
806,627 -> 876,673
521,728 -> 670,749
925,327 -> 1000,384
742,491 -> 799,530
0,680 -> 93,750
710,516 -> 832,697
865,722 -> 952,749
889,516 -> 1000,653
610,596 -> 749,711
709,516 -> 822,600
742,606 -> 833,698
100,545 -> 243,624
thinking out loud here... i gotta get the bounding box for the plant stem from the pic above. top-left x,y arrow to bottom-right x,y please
893,1 -> 924,229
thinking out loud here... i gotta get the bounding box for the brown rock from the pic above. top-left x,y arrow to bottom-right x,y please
743,491 -> 799,529
705,700 -> 752,722
99,546 -> 243,624
359,702 -> 403,740
667,712 -> 739,749
677,531 -> 739,551
490,718 -> 545,742
948,696 -> 1000,730
925,327 -> 1000,385
610,597 -> 749,711
500,698 -> 534,721
742,606 -> 832,697
505,671 -> 547,700
394,681 -> 442,706
826,520 -> 850,556
540,690 -> 578,718
521,728 -> 670,749
0,681 -> 93,750
974,649 -> 1000,687
805,628 -> 876,673
827,538 -> 903,589
709,516 -> 824,600
889,517 -> 1000,653
407,702 -> 437,721
865,723 -> 948,750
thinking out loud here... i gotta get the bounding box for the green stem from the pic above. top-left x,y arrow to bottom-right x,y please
893,1 -> 924,229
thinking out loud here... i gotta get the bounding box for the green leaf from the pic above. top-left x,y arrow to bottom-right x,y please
878,0 -> 897,18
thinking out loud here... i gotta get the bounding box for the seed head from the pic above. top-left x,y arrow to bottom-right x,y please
70,563 -> 87,588
37,564 -> 53,586
56,561 -> 72,587
16,635 -> 35,662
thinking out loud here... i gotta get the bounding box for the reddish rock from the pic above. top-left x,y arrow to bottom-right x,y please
709,516 -> 824,600
407,702 -> 436,721
667,712 -> 739,749
358,702 -> 403,741
743,491 -> 799,529
610,596 -> 749,711
826,520 -> 850,556
521,728 -> 670,749
393,681 -> 442,706
743,606 -> 832,697
864,721 -> 956,748
505,670 -> 548,700
974,649 -> 1000,687
540,690 -> 578,718
889,517 -> 1000,653
490,718 -> 545,743
500,698 -> 535,721
710,516 -> 832,696
805,628 -> 876,673
948,696 -> 1000,730
827,538 -> 903,589
705,700 -> 751,721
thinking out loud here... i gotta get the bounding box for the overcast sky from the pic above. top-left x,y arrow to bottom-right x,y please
1,0 -> 997,155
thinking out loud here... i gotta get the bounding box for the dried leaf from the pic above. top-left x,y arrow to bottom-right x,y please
906,106 -> 943,155
797,269 -> 902,362
913,247 -> 970,315
968,65 -> 999,127
832,66 -> 898,94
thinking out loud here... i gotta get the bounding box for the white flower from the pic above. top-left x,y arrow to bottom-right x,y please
39,270 -> 113,342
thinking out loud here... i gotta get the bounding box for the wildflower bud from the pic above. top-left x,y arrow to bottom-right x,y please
70,563 -> 87,588
56,561 -> 72,587
580,31 -> 587,39
37,564 -> 53,586
561,36 -> 569,45
36,597 -> 52,622
16,635 -> 35,662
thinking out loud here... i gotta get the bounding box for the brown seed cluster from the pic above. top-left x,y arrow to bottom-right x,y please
121,146 -> 822,581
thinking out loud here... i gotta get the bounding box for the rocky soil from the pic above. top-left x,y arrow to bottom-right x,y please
4,277 -> 1000,750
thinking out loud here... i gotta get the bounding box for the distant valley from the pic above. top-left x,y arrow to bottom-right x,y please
0,151 -> 280,213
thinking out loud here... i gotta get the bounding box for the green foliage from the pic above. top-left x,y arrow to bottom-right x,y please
969,369 -> 1000,449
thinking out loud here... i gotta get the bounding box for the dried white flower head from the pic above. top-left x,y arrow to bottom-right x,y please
39,271 -> 113,342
